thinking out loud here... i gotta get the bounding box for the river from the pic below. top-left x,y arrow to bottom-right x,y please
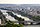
24,25 -> 40,27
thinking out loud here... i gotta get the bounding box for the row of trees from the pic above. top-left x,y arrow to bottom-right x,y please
0,11 -> 24,27
7,12 -> 24,21
20,11 -> 40,22
7,12 -> 24,24
0,20 -> 24,27
31,16 -> 40,22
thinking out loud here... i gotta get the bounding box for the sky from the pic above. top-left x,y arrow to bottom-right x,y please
0,0 -> 40,7
0,0 -> 40,4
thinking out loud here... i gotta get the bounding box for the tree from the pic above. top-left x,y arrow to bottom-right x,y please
6,20 -> 24,27
32,16 -> 40,22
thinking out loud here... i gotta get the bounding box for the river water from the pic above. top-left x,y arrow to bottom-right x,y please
24,25 -> 40,27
